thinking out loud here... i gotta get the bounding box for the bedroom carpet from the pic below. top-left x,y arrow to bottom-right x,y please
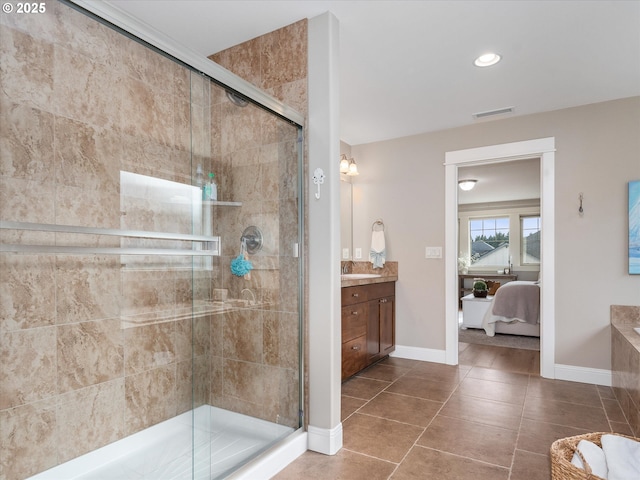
459,326 -> 540,351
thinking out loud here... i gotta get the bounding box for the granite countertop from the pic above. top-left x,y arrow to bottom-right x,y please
341,274 -> 398,287
340,261 -> 398,287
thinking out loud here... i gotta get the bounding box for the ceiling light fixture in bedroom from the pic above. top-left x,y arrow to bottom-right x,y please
458,179 -> 477,191
474,52 -> 501,67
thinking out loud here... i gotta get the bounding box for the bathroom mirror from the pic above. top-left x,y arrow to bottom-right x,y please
340,177 -> 353,259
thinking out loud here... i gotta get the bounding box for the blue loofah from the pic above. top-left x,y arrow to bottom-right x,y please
230,254 -> 253,277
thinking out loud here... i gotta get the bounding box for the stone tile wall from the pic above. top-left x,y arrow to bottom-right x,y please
207,19 -> 307,427
0,2 -> 303,478
0,4 -> 200,478
611,305 -> 640,436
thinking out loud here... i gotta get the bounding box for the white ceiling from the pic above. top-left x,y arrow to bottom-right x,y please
107,0 -> 640,147
458,158 -> 540,205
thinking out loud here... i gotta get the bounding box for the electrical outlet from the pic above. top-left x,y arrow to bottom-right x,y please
342,248 -> 349,259
355,248 -> 362,259
425,246 -> 442,259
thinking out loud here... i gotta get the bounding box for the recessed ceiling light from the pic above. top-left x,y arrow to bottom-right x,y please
474,53 -> 501,67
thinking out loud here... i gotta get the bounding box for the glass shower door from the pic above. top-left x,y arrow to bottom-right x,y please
0,1 -> 303,478
190,73 -> 303,479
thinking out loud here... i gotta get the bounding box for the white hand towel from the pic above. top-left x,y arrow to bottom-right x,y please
602,434 -> 640,480
570,439 -> 609,479
370,230 -> 386,268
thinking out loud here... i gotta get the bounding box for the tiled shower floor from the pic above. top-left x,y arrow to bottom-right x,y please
28,406 -> 293,480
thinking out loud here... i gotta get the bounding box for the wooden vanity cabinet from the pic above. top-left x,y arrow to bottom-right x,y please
341,285 -> 369,380
342,282 -> 395,380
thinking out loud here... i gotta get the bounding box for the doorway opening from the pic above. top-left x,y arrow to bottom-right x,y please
457,159 -> 541,353
444,138 -> 556,378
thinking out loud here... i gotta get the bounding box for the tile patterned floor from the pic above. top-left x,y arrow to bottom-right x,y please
275,343 -> 634,480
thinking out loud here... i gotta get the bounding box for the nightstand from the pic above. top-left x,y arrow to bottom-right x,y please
461,293 -> 493,329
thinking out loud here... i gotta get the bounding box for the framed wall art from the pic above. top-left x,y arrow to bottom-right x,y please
630,180 -> 640,274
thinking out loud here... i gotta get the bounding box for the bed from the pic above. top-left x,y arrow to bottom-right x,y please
481,280 -> 540,337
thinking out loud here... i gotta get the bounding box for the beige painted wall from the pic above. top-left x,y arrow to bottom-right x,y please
350,96 -> 640,370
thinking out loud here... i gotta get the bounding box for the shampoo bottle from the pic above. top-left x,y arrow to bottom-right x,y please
195,164 -> 204,188
208,173 -> 217,201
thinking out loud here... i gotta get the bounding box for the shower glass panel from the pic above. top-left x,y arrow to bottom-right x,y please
0,2 -> 303,480
189,73 -> 303,479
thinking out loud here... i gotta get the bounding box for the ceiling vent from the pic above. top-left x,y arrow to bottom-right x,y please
472,106 -> 515,120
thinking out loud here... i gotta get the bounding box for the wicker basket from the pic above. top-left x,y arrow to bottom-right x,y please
550,432 -> 640,479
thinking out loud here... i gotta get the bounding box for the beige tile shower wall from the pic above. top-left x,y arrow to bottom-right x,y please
0,2 -> 209,479
208,20 -> 306,428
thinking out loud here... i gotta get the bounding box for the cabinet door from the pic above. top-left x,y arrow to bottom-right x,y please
379,295 -> 395,356
367,299 -> 381,361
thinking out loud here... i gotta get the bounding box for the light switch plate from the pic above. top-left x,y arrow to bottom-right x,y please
425,246 -> 442,258
355,248 -> 362,259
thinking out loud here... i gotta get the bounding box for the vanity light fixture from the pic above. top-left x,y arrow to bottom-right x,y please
474,52 -> 501,67
340,154 -> 359,176
347,158 -> 359,176
458,179 -> 477,191
339,154 -> 350,174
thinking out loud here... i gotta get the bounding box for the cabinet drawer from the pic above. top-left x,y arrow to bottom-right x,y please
368,281 -> 395,298
341,285 -> 369,306
342,304 -> 368,341
342,335 -> 367,380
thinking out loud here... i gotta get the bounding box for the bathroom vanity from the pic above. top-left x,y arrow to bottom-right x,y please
341,266 -> 397,380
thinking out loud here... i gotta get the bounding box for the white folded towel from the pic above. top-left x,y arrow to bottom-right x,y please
571,439 -> 609,479
370,230 -> 386,268
601,434 -> 640,480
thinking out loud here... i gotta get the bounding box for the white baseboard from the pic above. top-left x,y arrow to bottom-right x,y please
394,348 -> 612,387
231,430 -> 308,480
307,423 -> 343,455
394,347 -> 613,388
554,364 -> 612,386
392,345 -> 447,363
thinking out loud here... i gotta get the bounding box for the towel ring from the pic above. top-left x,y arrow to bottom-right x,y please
372,219 -> 384,231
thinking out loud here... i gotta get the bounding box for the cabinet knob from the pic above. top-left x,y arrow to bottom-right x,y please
351,311 -> 358,315
380,298 -> 387,303
351,345 -> 360,351
352,293 -> 359,297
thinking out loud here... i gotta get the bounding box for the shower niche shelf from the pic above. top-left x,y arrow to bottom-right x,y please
203,200 -> 242,207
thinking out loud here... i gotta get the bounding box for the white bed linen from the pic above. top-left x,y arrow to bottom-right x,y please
481,282 -> 540,337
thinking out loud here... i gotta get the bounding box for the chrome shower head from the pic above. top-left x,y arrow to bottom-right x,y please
225,90 -> 248,107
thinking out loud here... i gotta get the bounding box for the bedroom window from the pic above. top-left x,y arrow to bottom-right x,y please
469,217 -> 510,266
521,215 -> 541,265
